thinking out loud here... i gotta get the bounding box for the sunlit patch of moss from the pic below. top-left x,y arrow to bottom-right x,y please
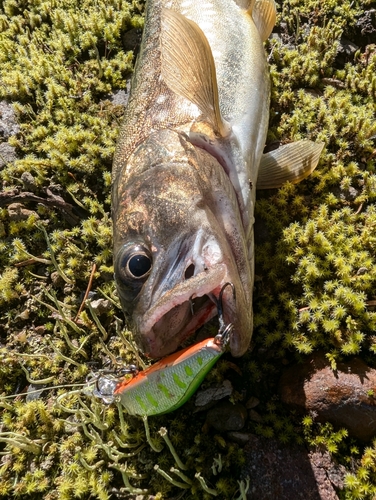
302,417 -> 349,455
279,0 -> 364,33
344,443 -> 376,499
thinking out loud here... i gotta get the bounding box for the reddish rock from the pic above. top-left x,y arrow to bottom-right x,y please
309,450 -> 346,499
279,352 -> 376,440
242,435 -> 345,499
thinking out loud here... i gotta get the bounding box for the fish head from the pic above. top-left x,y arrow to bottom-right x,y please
113,131 -> 252,358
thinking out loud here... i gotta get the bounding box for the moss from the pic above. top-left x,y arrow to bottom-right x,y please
0,0 -> 376,498
252,0 -> 376,496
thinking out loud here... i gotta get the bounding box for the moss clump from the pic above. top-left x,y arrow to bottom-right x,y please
255,199 -> 376,357
0,0 -> 141,186
344,442 -> 376,499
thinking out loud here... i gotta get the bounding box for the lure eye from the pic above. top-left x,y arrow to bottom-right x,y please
117,245 -> 152,281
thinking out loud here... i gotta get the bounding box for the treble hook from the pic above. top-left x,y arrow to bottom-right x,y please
215,282 -> 236,347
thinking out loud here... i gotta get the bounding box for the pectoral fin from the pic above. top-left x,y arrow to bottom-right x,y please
160,9 -> 230,137
250,0 -> 277,42
257,140 -> 324,190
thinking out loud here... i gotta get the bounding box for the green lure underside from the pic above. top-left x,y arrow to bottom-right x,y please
114,337 -> 225,416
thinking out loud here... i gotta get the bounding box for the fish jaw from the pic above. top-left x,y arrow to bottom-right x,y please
135,264 -> 227,358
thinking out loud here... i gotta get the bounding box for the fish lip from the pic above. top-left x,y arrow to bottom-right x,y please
143,299 -> 218,358
136,263 -> 227,358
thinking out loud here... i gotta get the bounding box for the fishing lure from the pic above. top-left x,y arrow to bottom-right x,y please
89,283 -> 235,416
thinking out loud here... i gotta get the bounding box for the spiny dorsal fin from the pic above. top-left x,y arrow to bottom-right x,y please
251,0 -> 277,42
257,140 -> 324,189
160,8 -> 230,137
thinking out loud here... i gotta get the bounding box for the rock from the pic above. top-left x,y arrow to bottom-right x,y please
7,203 -> 39,221
332,185 -> 359,202
356,9 -> 376,37
89,298 -> 111,315
195,379 -> 233,407
248,409 -> 263,423
21,171 -> 37,191
338,37 -> 359,57
334,37 -> 359,68
356,267 -> 368,275
0,142 -> 18,168
46,183 -> 64,197
0,101 -> 20,138
110,89 -> 129,107
226,431 -> 252,445
50,271 -> 65,288
242,436 -> 345,499
34,325 -> 46,335
340,186 -> 358,201
206,400 -> 247,432
26,384 -> 47,402
245,396 -> 260,409
279,352 -> 376,440
63,284 -> 73,295
84,291 -> 97,300
309,450 -> 346,497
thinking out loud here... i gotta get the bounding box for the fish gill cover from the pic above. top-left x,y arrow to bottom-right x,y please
0,0 -> 376,498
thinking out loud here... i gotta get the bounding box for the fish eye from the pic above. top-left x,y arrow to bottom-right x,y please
117,245 -> 152,281
127,253 -> 152,278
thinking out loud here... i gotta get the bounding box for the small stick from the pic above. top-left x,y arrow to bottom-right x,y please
14,257 -> 47,267
75,263 -> 97,321
355,203 -> 363,215
298,306 -> 310,313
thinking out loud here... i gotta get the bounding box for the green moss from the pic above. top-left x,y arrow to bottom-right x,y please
344,443 -> 376,499
254,204 -> 376,355
251,1 -> 376,496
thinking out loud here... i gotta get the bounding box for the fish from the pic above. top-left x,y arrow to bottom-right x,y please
112,0 -> 323,359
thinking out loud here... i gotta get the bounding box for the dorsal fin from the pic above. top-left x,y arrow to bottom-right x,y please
257,140 -> 324,190
160,8 -> 230,137
250,0 -> 277,42
234,0 -> 256,11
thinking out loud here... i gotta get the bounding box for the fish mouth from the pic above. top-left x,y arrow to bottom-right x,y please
136,263 -> 227,358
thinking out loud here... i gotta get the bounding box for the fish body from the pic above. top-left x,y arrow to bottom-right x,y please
112,0 -> 322,358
